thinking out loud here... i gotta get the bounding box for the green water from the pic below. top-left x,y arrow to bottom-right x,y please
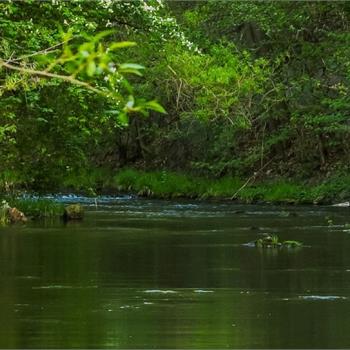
1,197 -> 350,348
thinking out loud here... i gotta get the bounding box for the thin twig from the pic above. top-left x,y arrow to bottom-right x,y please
176,79 -> 182,109
0,59 -> 104,96
7,39 -> 73,63
167,65 -> 177,76
260,122 -> 266,168
230,157 -> 274,200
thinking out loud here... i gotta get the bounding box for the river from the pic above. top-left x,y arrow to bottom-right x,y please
0,196 -> 350,348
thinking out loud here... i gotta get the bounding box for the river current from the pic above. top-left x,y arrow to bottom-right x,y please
0,196 -> 349,348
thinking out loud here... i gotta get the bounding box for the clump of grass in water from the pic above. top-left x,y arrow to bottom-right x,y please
0,200 -> 10,225
4,198 -> 64,218
254,234 -> 302,248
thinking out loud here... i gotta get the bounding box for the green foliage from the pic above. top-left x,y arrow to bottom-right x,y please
0,200 -> 10,225
0,0 -> 168,191
6,198 -> 64,218
151,1 -> 350,178
308,175 -> 350,203
149,42 -> 268,125
61,167 -> 115,192
1,0 -> 350,194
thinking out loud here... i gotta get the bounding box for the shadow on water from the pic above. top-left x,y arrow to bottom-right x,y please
0,196 -> 350,348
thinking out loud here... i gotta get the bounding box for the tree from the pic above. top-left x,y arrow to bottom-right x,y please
0,0 -> 168,190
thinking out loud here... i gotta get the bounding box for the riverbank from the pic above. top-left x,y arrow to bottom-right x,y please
1,168 -> 349,221
113,169 -> 350,205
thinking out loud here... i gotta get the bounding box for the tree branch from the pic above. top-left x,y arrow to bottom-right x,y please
7,39 -> 73,63
0,59 -> 105,96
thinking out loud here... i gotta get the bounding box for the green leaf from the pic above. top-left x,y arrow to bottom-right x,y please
118,112 -> 129,126
105,110 -> 119,115
87,61 -> 96,76
119,63 -> 145,76
109,41 -> 136,50
144,100 -> 167,114
125,95 -> 135,109
92,29 -> 115,42
36,117 -> 48,123
121,79 -> 133,93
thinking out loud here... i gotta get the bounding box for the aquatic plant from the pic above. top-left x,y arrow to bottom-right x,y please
251,234 -> 302,249
270,234 -> 279,245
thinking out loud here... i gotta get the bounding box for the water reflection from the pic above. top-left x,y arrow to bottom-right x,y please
0,199 -> 350,348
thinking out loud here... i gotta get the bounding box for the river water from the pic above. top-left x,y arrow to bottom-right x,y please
0,196 -> 350,348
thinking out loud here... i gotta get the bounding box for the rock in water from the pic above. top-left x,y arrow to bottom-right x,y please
64,204 -> 84,220
8,207 -> 28,223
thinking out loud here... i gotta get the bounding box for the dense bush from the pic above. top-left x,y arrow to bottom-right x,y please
0,1 -> 349,196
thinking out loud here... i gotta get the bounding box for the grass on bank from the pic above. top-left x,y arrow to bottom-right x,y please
1,168 -> 349,207
114,168 -> 350,204
114,168 -> 243,198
